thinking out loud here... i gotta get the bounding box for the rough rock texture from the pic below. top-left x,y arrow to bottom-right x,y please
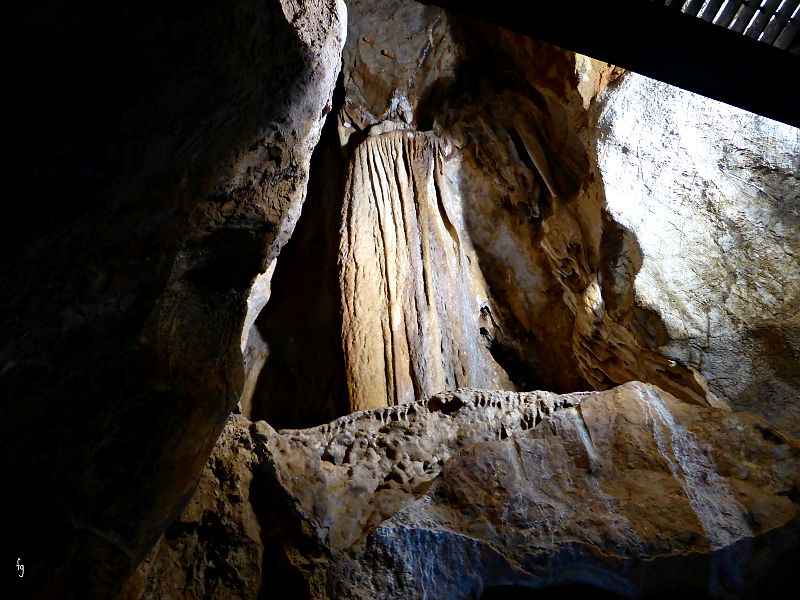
243,100 -> 354,428
329,0 -> 718,409
0,1 -> 345,597
339,129 -> 513,410
138,383 -> 800,598
245,0 -> 725,426
595,74 -> 800,437
123,414 -> 264,600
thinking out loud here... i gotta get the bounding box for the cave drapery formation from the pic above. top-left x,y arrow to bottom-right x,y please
2,1 -> 798,599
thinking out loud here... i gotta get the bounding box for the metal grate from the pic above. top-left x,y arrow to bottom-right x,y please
659,0 -> 800,50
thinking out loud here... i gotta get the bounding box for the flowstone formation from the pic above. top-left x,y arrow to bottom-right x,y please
339,130 -> 512,410
246,0 -> 726,427
135,383 -> 800,599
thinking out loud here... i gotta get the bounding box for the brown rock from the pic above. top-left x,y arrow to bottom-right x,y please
339,130 -> 513,411
140,383 -> 800,599
132,414 -> 263,600
332,0 -> 717,407
594,72 -> 800,436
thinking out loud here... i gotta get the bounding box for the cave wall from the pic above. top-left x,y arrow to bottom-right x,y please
0,1 -> 345,597
128,1 -> 800,597
4,0 -> 798,596
247,0 -> 721,425
595,74 -> 800,437
136,384 -> 800,599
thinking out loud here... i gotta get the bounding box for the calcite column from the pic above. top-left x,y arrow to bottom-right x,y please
339,130 -> 511,410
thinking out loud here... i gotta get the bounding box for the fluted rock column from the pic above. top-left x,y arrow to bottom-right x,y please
339,130 -> 512,410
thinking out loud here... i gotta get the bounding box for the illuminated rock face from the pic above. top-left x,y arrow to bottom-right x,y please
127,0 -> 800,597
596,74 -> 800,436
339,130 -> 512,411
322,0 -> 719,415
137,383 -> 800,599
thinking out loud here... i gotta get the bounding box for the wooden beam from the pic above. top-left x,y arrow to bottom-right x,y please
744,0 -> 783,39
715,0 -> 748,28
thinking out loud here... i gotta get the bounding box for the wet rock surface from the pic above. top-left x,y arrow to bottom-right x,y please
137,383 -> 800,599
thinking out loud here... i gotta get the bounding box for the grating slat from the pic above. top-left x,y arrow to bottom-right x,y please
761,0 -> 800,43
745,0 -> 784,38
774,7 -> 800,49
700,0 -> 727,20
657,0 -> 799,51
683,0 -> 708,16
715,0 -> 748,27
731,0 -> 764,32
668,0 -> 691,10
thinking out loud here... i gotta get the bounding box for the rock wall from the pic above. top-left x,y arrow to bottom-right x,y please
595,74 -> 800,436
0,1 -> 345,597
136,383 -> 800,599
341,0 -> 737,410
245,0 -> 722,424
6,0 -> 796,595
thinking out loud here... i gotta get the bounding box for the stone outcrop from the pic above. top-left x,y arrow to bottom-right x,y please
595,74 -> 800,437
0,1 -> 345,597
136,383 -> 800,598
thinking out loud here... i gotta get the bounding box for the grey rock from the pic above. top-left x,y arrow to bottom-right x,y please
596,74 -> 800,436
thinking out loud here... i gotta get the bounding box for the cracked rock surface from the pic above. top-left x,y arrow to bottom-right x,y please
134,383 -> 800,599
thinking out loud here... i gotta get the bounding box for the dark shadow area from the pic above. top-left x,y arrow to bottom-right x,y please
247,76 -> 350,429
598,212 -> 671,352
251,452 -> 325,600
0,1 -> 313,596
482,584 -> 627,600
421,1 -> 800,128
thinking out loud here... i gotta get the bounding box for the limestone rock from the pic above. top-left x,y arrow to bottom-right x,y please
140,383 -> 800,599
129,414 -> 264,600
596,74 -> 800,436
347,383 -> 797,599
270,387 -> 582,553
339,129 -> 513,410
330,0 -> 719,411
0,1 -> 345,597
